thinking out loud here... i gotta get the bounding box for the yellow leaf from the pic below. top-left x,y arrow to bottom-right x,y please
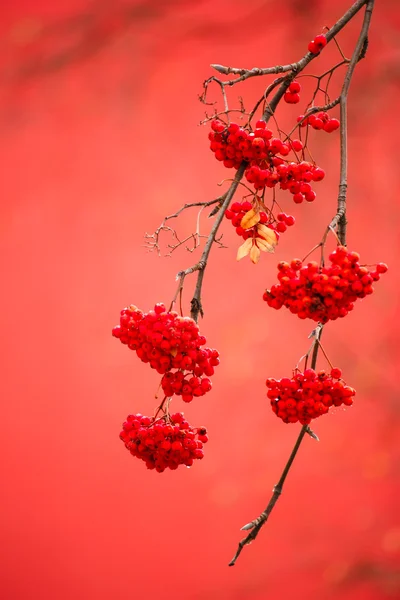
241,207 -> 260,230
250,244 -> 261,264
257,224 -> 278,246
256,238 -> 275,253
170,348 -> 178,357
236,238 -> 253,261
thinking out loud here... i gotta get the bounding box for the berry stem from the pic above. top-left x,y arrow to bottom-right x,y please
315,340 -> 334,369
154,396 -> 170,419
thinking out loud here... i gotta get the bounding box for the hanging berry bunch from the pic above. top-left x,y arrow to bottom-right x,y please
297,111 -> 340,132
208,119 -> 325,198
267,368 -> 355,425
263,247 -> 388,323
113,303 -> 220,470
119,412 -> 208,473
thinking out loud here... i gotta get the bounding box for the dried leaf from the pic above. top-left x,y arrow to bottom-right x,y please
256,237 -> 275,253
241,207 -> 260,230
236,238 -> 253,261
257,224 -> 278,246
170,348 -> 178,357
250,244 -> 261,264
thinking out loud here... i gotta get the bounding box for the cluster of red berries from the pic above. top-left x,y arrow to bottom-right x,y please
225,200 -> 295,239
308,34 -> 327,54
284,80 -> 301,104
267,368 -> 355,424
298,111 -> 340,133
112,303 -> 219,400
263,246 -> 388,323
209,119 -> 289,170
119,412 -> 208,472
209,119 -> 324,199
246,159 -> 324,199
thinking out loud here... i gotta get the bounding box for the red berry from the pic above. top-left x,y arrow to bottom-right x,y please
211,119 -> 225,133
324,118 -> 340,133
289,80 -> 301,94
376,262 -> 388,274
330,368 -> 342,379
291,139 -> 303,152
314,34 -> 327,50
308,34 -> 327,53
285,215 -> 295,226
293,193 -> 304,204
276,222 -> 287,233
308,40 -> 319,54
284,92 -> 300,104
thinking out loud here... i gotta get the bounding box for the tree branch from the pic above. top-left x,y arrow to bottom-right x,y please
228,0 -> 375,566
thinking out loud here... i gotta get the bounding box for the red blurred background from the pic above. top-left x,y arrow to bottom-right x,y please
1,1 -> 399,598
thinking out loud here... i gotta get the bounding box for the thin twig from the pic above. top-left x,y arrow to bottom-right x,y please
145,198 -> 222,255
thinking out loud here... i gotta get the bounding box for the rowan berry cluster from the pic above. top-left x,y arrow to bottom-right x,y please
308,34 -> 327,54
119,412 -> 208,472
208,119 -> 325,200
209,118 -> 284,170
225,200 -> 295,240
298,111 -> 340,133
263,246 -> 388,323
267,368 -> 355,425
112,303 -> 219,399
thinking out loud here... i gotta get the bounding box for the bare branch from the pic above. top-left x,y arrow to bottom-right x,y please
144,198 -> 222,255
